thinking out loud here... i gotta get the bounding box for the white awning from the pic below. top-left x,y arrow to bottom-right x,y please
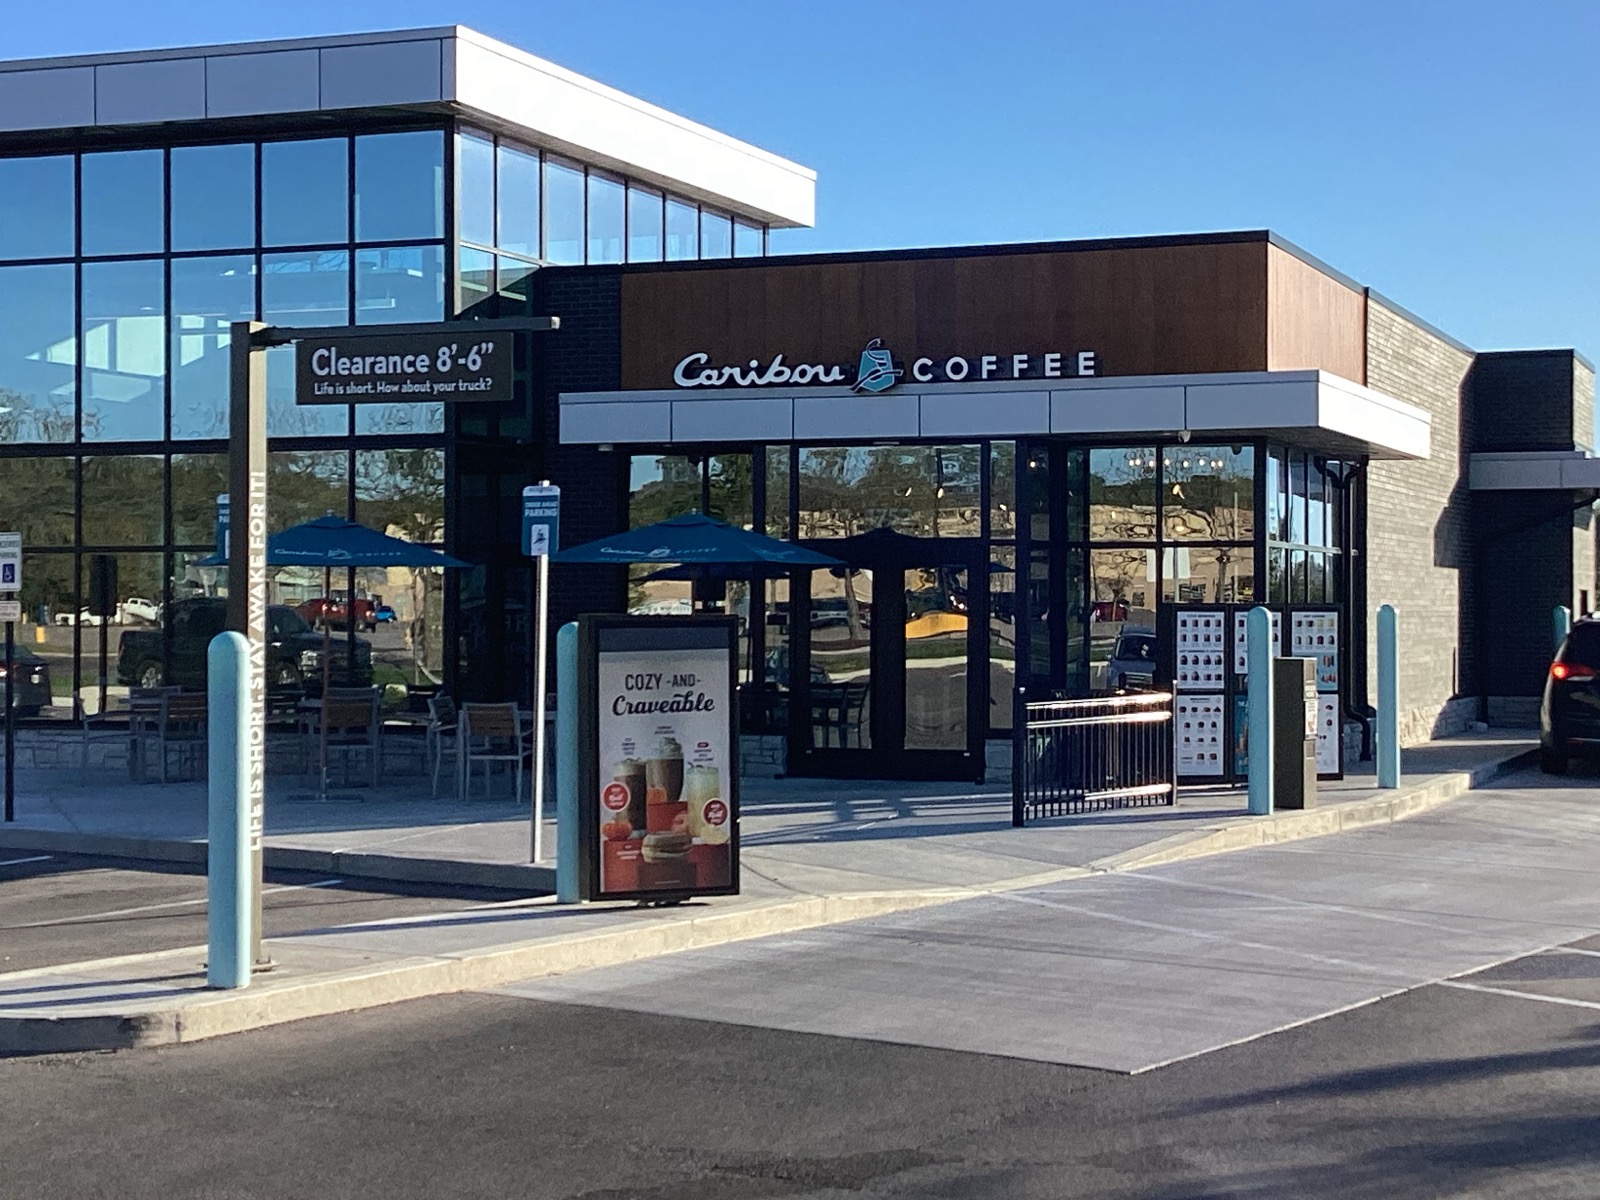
560,370 -> 1431,460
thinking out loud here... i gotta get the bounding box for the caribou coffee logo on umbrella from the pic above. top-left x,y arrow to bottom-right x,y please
851,339 -> 903,394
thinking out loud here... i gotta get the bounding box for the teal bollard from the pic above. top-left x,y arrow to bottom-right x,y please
556,622 -> 580,904
1246,606 -> 1275,815
1377,604 -> 1400,789
1553,605 -> 1571,653
207,632 -> 252,989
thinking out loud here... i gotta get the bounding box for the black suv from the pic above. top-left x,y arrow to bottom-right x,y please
1539,617 -> 1600,773
117,597 -> 373,705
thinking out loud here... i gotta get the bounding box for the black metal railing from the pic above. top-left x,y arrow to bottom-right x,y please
1012,690 -> 1176,826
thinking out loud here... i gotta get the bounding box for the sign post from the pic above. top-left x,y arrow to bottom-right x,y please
577,615 -> 740,903
0,533 -> 17,825
522,484 -> 560,864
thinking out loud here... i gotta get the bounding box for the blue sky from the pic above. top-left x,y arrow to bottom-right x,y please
17,0 -> 1598,359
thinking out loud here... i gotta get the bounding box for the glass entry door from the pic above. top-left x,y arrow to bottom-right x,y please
790,541 -> 985,781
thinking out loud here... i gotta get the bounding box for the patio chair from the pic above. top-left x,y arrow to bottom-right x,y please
154,693 -> 209,783
318,692 -> 383,788
427,695 -> 461,798
459,702 -> 525,800
81,686 -> 177,774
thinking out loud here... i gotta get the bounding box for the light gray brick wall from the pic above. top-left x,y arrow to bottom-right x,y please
1365,301 -> 1475,745
1573,358 -> 1595,453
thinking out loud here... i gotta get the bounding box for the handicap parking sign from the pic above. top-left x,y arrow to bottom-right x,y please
0,532 -> 19,592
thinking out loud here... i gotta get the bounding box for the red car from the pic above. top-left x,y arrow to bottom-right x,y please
296,595 -> 378,632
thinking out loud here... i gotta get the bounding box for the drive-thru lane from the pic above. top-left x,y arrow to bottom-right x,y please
498,765 -> 1600,1071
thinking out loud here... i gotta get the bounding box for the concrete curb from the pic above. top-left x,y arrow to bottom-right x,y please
0,889 -> 968,1055
0,747 -> 1535,1056
1088,751 -> 1538,874
0,828 -> 557,893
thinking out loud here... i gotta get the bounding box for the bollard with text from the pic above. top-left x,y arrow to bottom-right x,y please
207,633 -> 252,988
1246,605 -> 1275,815
1377,604 -> 1400,789
0,531 -> 19,824
523,483 -> 560,864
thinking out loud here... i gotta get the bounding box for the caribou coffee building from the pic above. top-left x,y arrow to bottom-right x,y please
0,28 -> 1592,783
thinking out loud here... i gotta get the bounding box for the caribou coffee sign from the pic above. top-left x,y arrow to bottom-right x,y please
672,339 -> 1099,392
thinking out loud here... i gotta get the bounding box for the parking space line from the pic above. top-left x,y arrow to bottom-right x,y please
1440,980 -> 1600,1012
0,856 -> 54,868
3,878 -> 345,929
1544,946 -> 1600,960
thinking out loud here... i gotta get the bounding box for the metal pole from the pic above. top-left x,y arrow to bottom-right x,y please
1553,604 -> 1571,653
207,632 -> 252,988
556,621 -> 579,902
226,320 -> 269,967
1377,603 -> 1400,789
4,620 -> 14,823
1247,605 -> 1274,815
532,548 -> 550,863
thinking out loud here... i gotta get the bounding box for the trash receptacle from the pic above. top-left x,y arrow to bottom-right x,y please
1273,656 -> 1318,809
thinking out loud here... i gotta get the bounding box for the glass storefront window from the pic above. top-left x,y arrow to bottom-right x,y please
1289,548 -> 1308,602
734,221 -> 763,258
1088,547 -> 1154,693
1307,459 -> 1328,548
268,450 -> 347,533
586,172 -> 624,265
991,442 -> 1016,536
355,246 -> 446,436
542,157 -> 584,265
1266,448 -> 1286,543
19,552 -> 74,715
0,263 -> 76,444
1159,545 -> 1254,606
77,551 -> 163,715
1267,548 -> 1286,603
665,197 -> 698,261
355,447 -> 446,699
496,142 -> 540,259
262,137 -> 348,247
934,445 -> 981,536
82,258 -> 165,443
457,246 -> 494,314
0,156 -> 74,261
629,454 -> 700,528
1163,445 -> 1254,542
1289,452 -> 1308,544
171,454 -> 228,546
627,186 -> 663,262
82,456 -> 164,546
456,130 -> 495,248
904,564 -> 968,750
171,254 -> 255,440
764,446 -> 790,539
0,457 -> 72,548
356,245 -> 444,324
82,150 -> 163,257
1089,448 -> 1157,542
355,130 -> 444,243
807,565 -> 872,748
171,143 -> 255,252
990,544 -> 1017,732
700,209 -> 733,259
263,250 -> 349,437
708,454 -> 753,529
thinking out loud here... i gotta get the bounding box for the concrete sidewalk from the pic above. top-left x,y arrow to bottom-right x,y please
0,731 -> 1535,1054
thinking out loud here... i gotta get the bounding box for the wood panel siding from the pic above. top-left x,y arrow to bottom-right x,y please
620,240 -> 1273,389
1265,243 -> 1367,382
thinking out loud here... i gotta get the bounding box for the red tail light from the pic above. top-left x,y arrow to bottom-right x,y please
1551,661 -> 1598,682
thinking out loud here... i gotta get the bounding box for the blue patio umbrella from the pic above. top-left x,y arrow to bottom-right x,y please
555,513 -> 842,568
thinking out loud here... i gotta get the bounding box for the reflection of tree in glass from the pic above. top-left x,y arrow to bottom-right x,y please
0,451 -> 73,547
0,387 -> 75,445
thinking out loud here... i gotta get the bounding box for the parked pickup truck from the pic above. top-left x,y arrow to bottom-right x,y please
117,597 -> 373,703
297,595 -> 378,632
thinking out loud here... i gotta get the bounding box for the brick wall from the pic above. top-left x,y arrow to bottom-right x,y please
1365,300 -> 1476,744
